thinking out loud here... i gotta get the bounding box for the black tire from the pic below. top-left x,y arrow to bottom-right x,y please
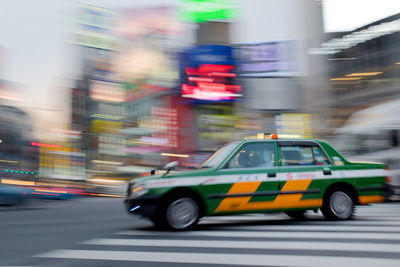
321,188 -> 355,220
285,210 -> 307,220
154,193 -> 200,230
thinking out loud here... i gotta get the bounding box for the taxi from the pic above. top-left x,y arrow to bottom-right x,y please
124,134 -> 392,230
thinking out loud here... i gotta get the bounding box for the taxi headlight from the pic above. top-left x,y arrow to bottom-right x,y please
130,184 -> 148,198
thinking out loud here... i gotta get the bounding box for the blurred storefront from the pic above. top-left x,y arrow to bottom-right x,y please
38,126 -> 86,181
0,105 -> 38,182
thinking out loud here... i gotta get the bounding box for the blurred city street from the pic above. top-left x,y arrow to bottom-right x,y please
1,0 -> 400,189
1,0 -> 400,266
0,199 -> 399,266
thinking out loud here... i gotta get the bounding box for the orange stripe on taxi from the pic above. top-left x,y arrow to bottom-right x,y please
214,179 -> 321,213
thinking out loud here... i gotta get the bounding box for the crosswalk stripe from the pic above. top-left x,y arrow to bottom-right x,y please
35,249 -> 400,267
355,216 -> 400,220
200,218 -> 400,226
116,230 -> 400,241
81,238 -> 400,253
307,220 -> 400,226
354,210 -> 400,216
214,225 -> 400,232
358,208 -> 400,211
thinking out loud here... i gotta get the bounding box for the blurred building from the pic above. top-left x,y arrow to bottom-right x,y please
115,7 -> 198,170
0,103 -> 38,181
311,12 -> 400,128
188,0 -> 326,141
67,0 -> 329,175
309,13 -> 400,186
69,5 -> 126,180
178,44 -> 243,152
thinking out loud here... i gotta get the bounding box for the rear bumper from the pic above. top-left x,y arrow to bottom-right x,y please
384,184 -> 400,202
358,184 -> 393,204
124,195 -> 162,218
384,183 -> 394,199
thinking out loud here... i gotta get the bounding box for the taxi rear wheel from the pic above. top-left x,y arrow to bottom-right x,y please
156,193 -> 200,230
322,188 -> 354,220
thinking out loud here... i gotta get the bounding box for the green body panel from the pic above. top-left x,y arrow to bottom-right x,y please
129,139 -> 388,217
197,184 -> 233,213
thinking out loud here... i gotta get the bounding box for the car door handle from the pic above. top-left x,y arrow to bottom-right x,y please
268,173 -> 277,178
323,170 -> 332,175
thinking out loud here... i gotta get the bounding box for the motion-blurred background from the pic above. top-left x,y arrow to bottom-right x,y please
1,0 -> 400,201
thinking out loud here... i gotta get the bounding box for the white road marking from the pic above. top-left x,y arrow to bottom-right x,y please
33,203 -> 400,266
81,238 -> 400,253
35,249 -> 400,267
216,225 -> 400,232
116,230 -> 400,240
200,217 -> 400,226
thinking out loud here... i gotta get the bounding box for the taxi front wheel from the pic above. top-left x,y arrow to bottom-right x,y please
155,193 -> 200,230
322,188 -> 354,220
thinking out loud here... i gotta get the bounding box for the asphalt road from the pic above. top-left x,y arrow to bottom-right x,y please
1,198 -> 400,267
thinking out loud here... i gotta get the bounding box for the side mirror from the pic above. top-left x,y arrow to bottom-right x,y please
164,161 -> 178,170
162,161 -> 178,177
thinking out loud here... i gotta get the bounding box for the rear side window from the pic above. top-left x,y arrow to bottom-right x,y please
279,145 -> 330,166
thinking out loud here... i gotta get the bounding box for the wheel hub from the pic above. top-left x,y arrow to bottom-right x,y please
330,191 -> 353,219
167,198 -> 198,229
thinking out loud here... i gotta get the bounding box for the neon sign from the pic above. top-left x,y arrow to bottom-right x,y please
182,64 -> 242,100
180,45 -> 242,101
180,0 -> 239,23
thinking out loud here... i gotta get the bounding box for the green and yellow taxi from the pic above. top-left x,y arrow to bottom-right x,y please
124,135 -> 392,230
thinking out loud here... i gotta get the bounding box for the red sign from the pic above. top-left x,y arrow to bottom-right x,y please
182,64 -> 242,100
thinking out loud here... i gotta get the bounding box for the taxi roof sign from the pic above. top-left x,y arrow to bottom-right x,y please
247,133 -> 302,140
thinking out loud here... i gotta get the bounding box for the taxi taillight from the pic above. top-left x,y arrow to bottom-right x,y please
384,167 -> 393,184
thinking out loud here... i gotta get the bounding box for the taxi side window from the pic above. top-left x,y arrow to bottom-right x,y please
313,147 -> 330,165
332,156 -> 344,166
280,145 -> 330,166
225,143 -> 275,169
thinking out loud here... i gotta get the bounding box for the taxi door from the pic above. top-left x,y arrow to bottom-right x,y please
212,141 -> 282,214
276,140 -> 332,210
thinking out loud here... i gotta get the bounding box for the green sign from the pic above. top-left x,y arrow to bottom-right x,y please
180,0 -> 239,23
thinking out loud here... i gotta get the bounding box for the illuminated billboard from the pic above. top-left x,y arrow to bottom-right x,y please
113,7 -> 182,89
90,80 -> 124,103
235,41 -> 301,77
69,4 -> 118,50
179,45 -> 242,101
179,0 -> 239,23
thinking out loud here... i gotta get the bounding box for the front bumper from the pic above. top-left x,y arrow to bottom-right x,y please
124,195 -> 162,218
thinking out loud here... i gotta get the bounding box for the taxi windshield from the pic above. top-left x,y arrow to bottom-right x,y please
200,142 -> 239,169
